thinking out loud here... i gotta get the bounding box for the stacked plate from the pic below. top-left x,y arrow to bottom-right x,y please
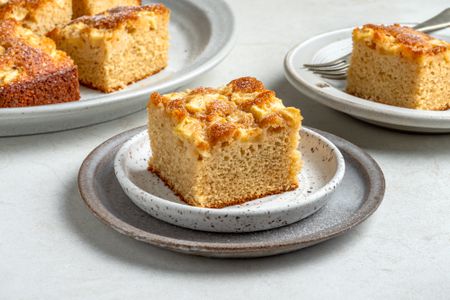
78,126 -> 385,258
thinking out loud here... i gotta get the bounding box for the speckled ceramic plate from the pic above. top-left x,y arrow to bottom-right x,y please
78,126 -> 385,258
284,26 -> 450,133
113,128 -> 345,233
0,0 -> 235,136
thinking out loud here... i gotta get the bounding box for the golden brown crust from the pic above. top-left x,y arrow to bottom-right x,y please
0,67 -> 80,107
353,24 -> 450,59
259,112 -> 285,129
205,99 -> 234,117
147,77 -> 302,149
228,76 -> 266,93
149,165 -> 298,208
69,4 -> 169,30
0,19 -> 80,107
239,90 -> 275,111
0,19 -> 74,86
206,121 -> 237,145
150,91 -> 164,106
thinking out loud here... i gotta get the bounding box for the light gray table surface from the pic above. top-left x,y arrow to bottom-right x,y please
1,0 -> 449,299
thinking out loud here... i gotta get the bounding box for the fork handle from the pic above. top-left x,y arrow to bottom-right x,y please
413,8 -> 450,32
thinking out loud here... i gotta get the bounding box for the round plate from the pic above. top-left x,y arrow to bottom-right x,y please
0,0 -> 236,136
113,128 -> 345,233
284,26 -> 450,133
78,126 -> 385,258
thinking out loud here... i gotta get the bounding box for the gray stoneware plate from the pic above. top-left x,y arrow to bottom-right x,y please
113,128 -> 345,233
284,25 -> 450,133
0,0 -> 235,136
78,126 -> 385,258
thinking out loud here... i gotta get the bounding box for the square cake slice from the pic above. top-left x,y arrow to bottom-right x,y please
73,0 -> 141,18
49,5 -> 170,93
0,20 -> 80,108
347,24 -> 450,110
147,77 -> 303,208
0,0 -> 72,35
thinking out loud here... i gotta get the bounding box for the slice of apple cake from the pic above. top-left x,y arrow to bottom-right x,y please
347,24 -> 450,110
49,4 -> 170,93
147,77 -> 303,208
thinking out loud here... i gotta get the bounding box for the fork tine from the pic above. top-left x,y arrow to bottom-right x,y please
303,58 -> 345,68
304,52 -> 350,80
303,53 -> 351,68
306,62 -> 349,71
313,68 -> 348,75
319,73 -> 347,80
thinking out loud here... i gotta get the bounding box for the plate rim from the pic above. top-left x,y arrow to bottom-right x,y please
0,0 -> 236,117
283,25 -> 450,129
113,127 -> 346,217
78,126 -> 385,254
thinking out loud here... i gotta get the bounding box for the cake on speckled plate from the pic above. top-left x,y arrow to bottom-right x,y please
147,77 -> 303,208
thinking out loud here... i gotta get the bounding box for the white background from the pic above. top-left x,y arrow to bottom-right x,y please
1,0 -> 449,299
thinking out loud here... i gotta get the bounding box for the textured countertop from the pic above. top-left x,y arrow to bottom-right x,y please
1,0 -> 449,299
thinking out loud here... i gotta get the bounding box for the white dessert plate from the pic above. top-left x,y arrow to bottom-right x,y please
284,25 -> 450,133
0,0 -> 235,136
113,128 -> 345,233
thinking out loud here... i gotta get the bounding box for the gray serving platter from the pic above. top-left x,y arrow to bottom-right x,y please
78,126 -> 385,258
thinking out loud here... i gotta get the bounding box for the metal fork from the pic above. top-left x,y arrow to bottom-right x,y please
303,8 -> 450,80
